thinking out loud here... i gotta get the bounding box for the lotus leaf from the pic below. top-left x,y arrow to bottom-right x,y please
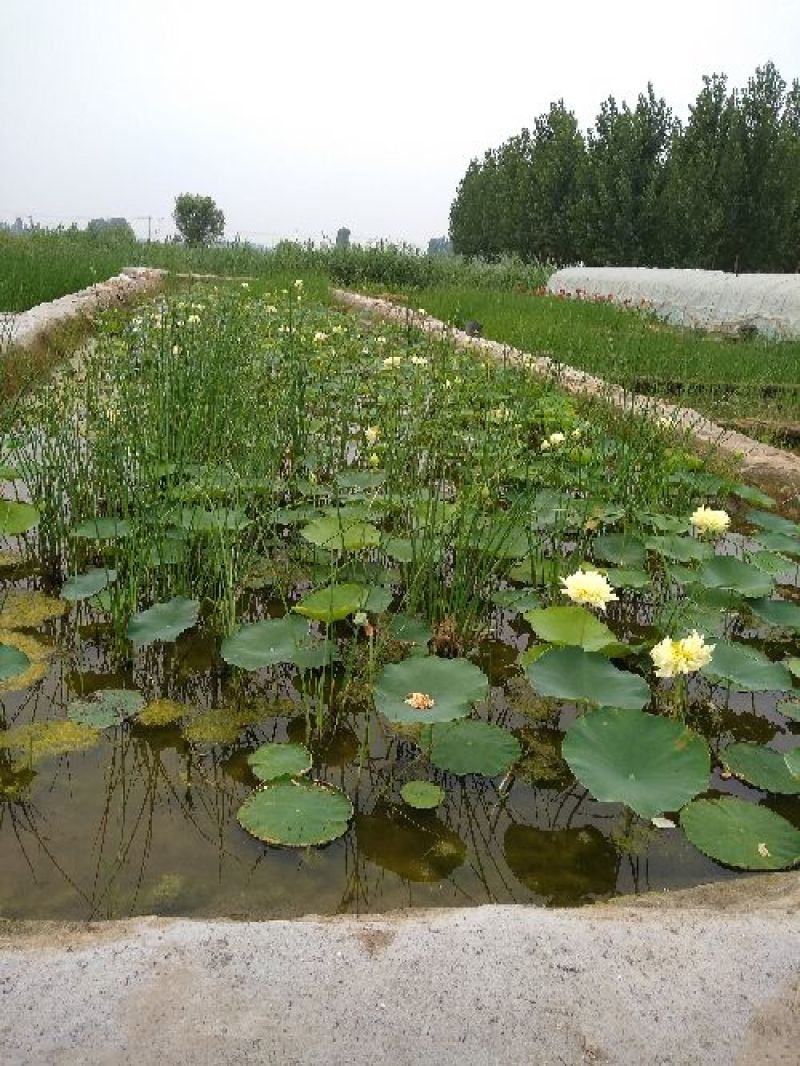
335,469 -> 386,490
681,797 -> 800,870
753,531 -> 800,556
247,742 -> 312,782
61,568 -> 117,602
702,640 -> 792,692
0,644 -> 30,681
593,533 -> 646,567
748,598 -> 800,631
604,568 -> 650,590
72,517 -> 132,539
562,708 -> 710,819
526,647 -> 650,710
491,587 -> 541,613
424,719 -> 521,776
785,658 -> 800,678
362,586 -> 392,614
646,534 -> 713,563
237,781 -> 353,846
733,485 -> 775,508
746,509 -> 800,536
300,516 -> 381,552
400,780 -> 445,809
384,537 -> 414,563
222,616 -> 308,669
0,630 -> 50,691
0,500 -> 39,535
785,749 -> 800,777
174,506 -> 251,533
293,583 -> 367,623
128,597 -> 200,647
523,605 -> 622,654
777,699 -> 800,722
720,742 -> 800,795
374,656 -> 488,724
68,689 -> 145,729
749,551 -> 794,576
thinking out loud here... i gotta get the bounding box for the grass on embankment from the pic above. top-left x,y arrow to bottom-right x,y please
385,286 -> 800,445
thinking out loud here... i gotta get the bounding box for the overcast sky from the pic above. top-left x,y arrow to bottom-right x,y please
1,0 -> 799,247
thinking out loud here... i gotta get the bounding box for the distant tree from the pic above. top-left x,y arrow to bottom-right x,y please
173,193 -> 225,246
87,217 -> 136,240
335,226 -> 351,250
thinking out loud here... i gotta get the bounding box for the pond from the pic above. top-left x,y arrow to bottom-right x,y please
0,282 -> 798,920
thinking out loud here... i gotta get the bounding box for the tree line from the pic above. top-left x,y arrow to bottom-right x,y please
449,63 -> 800,272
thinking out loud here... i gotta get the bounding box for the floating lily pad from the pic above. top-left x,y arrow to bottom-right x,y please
247,742 -> 312,782
237,781 -> 353,846
0,644 -> 30,681
702,640 -> 792,692
424,719 -> 521,776
562,708 -> 710,819
383,537 -> 414,563
68,688 -> 145,729
681,797 -> 800,870
696,556 -> 774,598
221,616 -> 308,669
386,613 -> 432,650
523,605 -> 622,654
400,780 -> 445,809
593,533 -> 646,567
777,699 -> 800,722
749,551 -> 794,576
137,698 -> 190,727
746,509 -> 800,536
362,585 -> 392,614
491,587 -> 541,613
748,598 -> 800,631
292,638 -> 340,671
301,515 -> 381,552
0,590 -> 67,628
61,568 -> 117,602
720,742 -> 800,794
753,531 -> 800,556
0,720 -> 100,765
526,647 -> 650,710
374,656 -> 488,724
293,583 -> 367,623
0,630 -> 49,690
128,596 -> 200,647
603,567 -> 650,590
0,500 -> 39,535
72,517 -> 132,540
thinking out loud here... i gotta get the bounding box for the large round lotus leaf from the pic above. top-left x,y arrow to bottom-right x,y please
400,780 -> 445,809
61,568 -> 117,602
681,797 -> 800,870
0,644 -> 30,681
504,824 -> 618,905
247,742 -> 312,782
746,509 -> 800,536
127,596 -> 200,647
734,484 -> 776,508
383,537 -> 414,563
785,749 -> 800,777
293,583 -> 367,623
720,742 -> 800,795
237,781 -> 353,846
702,640 -> 792,692
221,616 -> 308,669
526,647 -> 650,710
523,605 -> 621,654
387,613 -> 432,650
425,719 -> 521,776
300,516 -> 381,552
748,598 -> 800,631
362,585 -> 392,614
73,517 -> 132,540
750,551 -> 793,576
562,708 -> 710,819
491,587 -> 541,613
356,802 -> 466,881
604,567 -> 650,590
0,500 -> 39,535
697,557 -> 774,599
68,688 -> 145,729
374,656 -> 488,724
467,521 -> 529,559
292,638 -> 340,671
645,535 -> 713,563
0,630 -> 50,691
642,513 -> 688,534
752,531 -> 800,557
593,533 -> 646,567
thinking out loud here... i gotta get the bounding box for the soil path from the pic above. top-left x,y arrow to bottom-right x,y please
333,290 -> 800,503
1,875 -> 798,1065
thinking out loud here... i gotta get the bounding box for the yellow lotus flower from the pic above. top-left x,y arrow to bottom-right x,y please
690,505 -> 730,536
650,630 -> 714,678
364,426 -> 380,446
560,568 -> 618,612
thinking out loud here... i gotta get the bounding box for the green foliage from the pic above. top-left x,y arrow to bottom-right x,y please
173,193 -> 225,247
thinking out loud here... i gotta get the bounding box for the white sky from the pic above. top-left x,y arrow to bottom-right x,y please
1,0 -> 799,247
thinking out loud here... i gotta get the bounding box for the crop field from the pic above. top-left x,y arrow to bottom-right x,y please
0,278 -> 798,920
393,285 -> 800,444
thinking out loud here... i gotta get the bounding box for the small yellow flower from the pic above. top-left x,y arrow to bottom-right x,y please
690,505 -> 730,536
368,452 -> 381,469
560,568 -> 618,612
382,355 -> 403,368
364,426 -> 380,446
548,431 -> 566,445
313,331 -> 328,343
404,691 -> 435,710
410,355 -> 429,367
540,439 -> 552,451
293,279 -> 304,289
650,630 -> 715,678
240,282 -> 249,289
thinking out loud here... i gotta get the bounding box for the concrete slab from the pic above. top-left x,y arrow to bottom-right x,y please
1,876 -> 798,1065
